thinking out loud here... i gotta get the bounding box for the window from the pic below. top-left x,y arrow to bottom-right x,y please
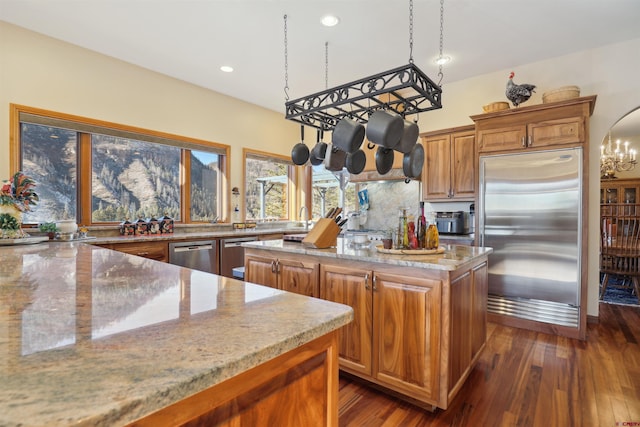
311,165 -> 357,219
244,150 -> 292,221
12,105 -> 229,225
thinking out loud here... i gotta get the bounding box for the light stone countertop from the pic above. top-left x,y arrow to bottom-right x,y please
0,242 -> 353,426
243,238 -> 492,271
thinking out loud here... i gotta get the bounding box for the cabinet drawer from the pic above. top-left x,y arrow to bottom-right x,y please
108,241 -> 168,262
528,116 -> 584,148
477,125 -> 526,152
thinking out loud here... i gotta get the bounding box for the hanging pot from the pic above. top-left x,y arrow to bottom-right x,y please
375,146 -> 395,175
346,149 -> 366,175
310,129 -> 327,165
403,142 -> 424,179
395,119 -> 419,154
332,118 -> 365,153
324,143 -> 347,171
291,125 -> 309,165
366,110 -> 403,149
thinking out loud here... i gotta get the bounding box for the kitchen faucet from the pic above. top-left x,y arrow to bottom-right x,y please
298,206 -> 309,231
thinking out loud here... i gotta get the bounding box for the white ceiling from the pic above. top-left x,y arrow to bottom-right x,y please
2,0 -> 640,120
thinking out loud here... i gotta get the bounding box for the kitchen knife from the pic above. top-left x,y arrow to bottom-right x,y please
334,215 -> 342,223
337,218 -> 348,227
333,207 -> 342,218
326,207 -> 336,218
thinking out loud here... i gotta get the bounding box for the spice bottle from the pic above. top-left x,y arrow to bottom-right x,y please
426,223 -> 439,250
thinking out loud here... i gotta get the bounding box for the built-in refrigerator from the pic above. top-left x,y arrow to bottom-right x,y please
478,148 -> 582,329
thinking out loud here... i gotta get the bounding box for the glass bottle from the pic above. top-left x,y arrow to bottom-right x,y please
426,223 -> 439,249
402,209 -> 409,248
417,201 -> 427,249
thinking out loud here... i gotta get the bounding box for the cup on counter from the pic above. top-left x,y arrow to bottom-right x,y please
382,238 -> 393,249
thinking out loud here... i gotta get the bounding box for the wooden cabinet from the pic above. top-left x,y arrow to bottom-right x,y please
320,264 -> 372,376
245,254 -> 320,297
471,96 -> 596,154
601,178 -> 640,204
422,126 -> 475,201
372,272 -> 441,402
244,246 -> 489,410
98,241 -> 168,262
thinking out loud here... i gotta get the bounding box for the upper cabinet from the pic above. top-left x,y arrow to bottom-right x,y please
601,178 -> 640,204
422,125 -> 475,201
471,96 -> 596,154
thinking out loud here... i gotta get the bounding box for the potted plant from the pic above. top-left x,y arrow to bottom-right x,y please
0,171 -> 39,239
38,222 -> 58,240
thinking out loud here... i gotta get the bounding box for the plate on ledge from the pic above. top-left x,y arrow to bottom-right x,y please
376,245 -> 445,255
0,236 -> 49,246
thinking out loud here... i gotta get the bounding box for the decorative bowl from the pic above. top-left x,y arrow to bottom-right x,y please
542,86 -> 580,104
482,102 -> 510,113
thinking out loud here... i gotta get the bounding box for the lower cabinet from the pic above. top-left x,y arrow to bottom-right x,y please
245,254 -> 320,298
97,241 -> 168,262
245,247 -> 488,410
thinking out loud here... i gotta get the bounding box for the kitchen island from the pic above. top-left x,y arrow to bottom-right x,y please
244,239 -> 492,410
0,242 -> 353,426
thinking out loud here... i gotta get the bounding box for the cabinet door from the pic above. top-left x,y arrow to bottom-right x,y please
423,134 -> 452,200
477,125 -> 526,153
372,272 -> 441,402
528,116 -> 583,148
244,254 -> 278,289
450,131 -> 475,199
278,258 -> 320,297
320,264 -> 372,376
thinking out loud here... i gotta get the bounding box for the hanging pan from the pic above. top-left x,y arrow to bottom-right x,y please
403,142 -> 424,180
395,119 -> 419,154
324,143 -> 347,171
366,110 -> 403,149
332,118 -> 365,153
291,125 -> 309,165
346,149 -> 366,175
309,129 -> 327,165
375,146 -> 395,175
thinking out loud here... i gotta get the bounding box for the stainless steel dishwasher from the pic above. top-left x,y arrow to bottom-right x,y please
168,240 -> 218,274
219,236 -> 258,278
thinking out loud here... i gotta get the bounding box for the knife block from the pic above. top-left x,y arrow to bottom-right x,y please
302,218 -> 340,249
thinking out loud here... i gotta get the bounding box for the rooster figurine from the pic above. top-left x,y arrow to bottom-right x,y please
505,71 -> 536,107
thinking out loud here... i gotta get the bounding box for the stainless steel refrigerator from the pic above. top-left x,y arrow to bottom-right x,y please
478,148 -> 582,328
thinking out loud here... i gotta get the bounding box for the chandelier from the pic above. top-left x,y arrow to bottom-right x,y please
601,131 -> 637,179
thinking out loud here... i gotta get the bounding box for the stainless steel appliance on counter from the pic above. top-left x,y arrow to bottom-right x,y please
169,240 -> 218,274
219,236 -> 258,278
435,211 -> 466,235
478,148 -> 582,329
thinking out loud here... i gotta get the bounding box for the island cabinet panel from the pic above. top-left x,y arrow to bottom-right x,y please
320,264 -> 373,376
129,332 -> 340,427
372,272 -> 441,402
245,254 -> 320,297
448,271 -> 472,390
471,261 -> 488,356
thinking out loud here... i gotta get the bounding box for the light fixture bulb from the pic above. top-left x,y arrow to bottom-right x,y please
321,15 -> 339,27
220,65 -> 234,73
435,55 -> 451,65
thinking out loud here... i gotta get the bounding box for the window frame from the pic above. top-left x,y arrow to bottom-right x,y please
243,148 -> 297,221
9,104 -> 231,226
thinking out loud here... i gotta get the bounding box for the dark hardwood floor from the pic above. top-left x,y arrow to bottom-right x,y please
338,302 -> 640,426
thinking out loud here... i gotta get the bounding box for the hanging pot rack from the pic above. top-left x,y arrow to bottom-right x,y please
285,62 -> 442,131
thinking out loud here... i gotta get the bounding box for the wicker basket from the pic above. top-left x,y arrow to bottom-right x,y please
542,86 -> 580,104
482,101 -> 510,113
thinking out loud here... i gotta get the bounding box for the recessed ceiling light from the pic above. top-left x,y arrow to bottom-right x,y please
220,65 -> 234,73
321,15 -> 340,27
435,55 -> 451,65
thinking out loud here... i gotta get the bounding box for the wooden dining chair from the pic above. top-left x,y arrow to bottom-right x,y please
600,204 -> 640,300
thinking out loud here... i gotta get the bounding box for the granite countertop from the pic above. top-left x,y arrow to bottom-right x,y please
0,242 -> 353,426
243,238 -> 492,271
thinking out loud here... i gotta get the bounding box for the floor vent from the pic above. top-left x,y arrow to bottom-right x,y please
488,295 -> 579,328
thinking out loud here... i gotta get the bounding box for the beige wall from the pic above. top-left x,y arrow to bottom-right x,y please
2,20 -> 640,318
